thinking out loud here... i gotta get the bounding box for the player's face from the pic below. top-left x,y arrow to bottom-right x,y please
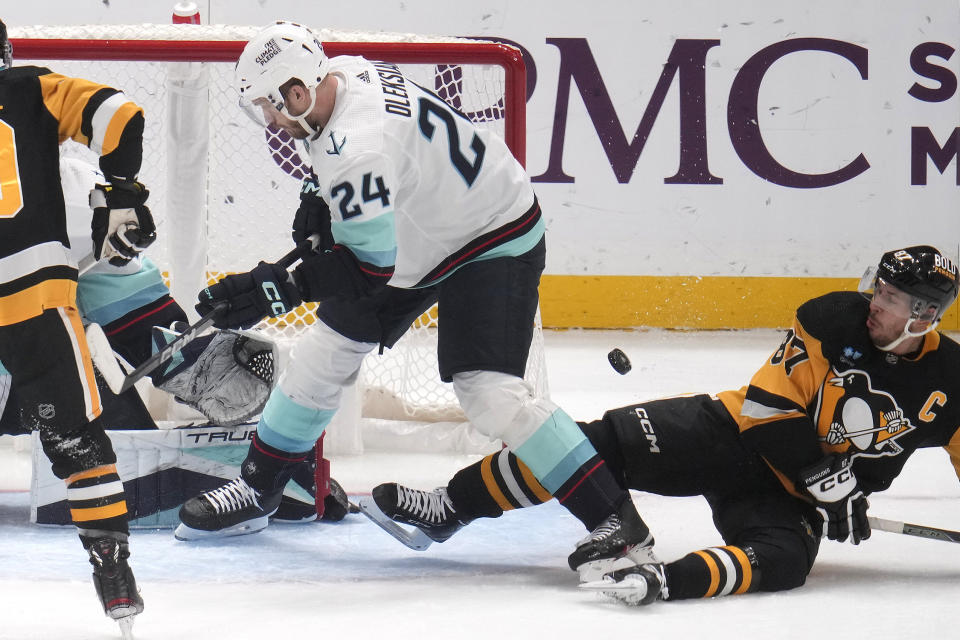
866,280 -> 932,348
251,97 -> 309,139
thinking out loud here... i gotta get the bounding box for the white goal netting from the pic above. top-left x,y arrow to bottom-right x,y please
8,24 -> 546,455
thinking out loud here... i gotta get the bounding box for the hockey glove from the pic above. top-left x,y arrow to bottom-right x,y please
90,180 -> 156,266
292,175 -> 334,251
798,453 -> 871,544
196,261 -> 303,330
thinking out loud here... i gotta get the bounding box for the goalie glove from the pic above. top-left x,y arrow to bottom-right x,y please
90,180 -> 157,266
292,175 -> 334,251
196,261 -> 303,330
798,453 -> 871,544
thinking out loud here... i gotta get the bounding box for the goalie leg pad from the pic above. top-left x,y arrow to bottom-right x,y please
154,328 -> 276,426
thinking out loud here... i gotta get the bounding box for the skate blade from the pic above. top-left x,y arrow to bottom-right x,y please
117,615 -> 135,640
576,555 -> 643,583
357,496 -> 434,551
173,515 -> 270,541
579,576 -> 649,605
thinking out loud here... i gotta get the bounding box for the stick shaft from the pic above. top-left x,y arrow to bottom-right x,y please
868,516 -> 960,543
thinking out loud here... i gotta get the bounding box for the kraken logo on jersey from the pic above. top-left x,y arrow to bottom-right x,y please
814,368 -> 914,457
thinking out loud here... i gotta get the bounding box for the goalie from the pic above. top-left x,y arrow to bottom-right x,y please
0,156 -> 275,434
0,156 -> 351,523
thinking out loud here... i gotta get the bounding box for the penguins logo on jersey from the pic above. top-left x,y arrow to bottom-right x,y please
814,368 -> 914,457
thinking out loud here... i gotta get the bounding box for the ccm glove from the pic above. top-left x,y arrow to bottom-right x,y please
292,175 -> 334,251
196,262 -> 303,330
799,453 -> 871,544
90,180 -> 156,266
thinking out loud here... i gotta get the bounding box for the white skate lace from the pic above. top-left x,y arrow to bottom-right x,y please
203,477 -> 260,513
397,486 -> 454,524
578,513 -> 622,546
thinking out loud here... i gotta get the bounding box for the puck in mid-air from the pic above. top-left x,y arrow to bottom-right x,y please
607,348 -> 632,375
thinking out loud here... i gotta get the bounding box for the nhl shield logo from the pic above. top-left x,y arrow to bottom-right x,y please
38,403 -> 56,420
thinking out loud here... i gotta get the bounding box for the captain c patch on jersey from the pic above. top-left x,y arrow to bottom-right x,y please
813,368 -> 915,457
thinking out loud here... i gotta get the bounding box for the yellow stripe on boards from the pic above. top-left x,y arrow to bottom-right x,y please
539,275 -> 960,330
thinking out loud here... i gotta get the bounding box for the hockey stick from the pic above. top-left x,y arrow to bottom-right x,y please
93,236 -> 319,395
77,252 -> 98,275
868,516 -> 960,544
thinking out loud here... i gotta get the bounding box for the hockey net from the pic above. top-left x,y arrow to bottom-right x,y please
10,24 -> 546,456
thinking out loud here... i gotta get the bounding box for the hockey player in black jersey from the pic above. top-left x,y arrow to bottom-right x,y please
0,20 -> 156,630
367,245 -> 960,605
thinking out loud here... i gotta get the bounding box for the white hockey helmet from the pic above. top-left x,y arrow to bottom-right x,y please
235,21 -> 330,135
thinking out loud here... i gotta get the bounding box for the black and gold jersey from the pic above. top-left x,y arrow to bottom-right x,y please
0,66 -> 144,325
718,291 -> 960,497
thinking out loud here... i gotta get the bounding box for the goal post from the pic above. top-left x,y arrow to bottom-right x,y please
10,25 -> 546,456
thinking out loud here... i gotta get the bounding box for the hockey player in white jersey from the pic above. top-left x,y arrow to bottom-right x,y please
176,20 -> 651,583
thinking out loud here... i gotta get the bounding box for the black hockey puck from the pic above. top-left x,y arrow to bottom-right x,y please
607,348 -> 632,375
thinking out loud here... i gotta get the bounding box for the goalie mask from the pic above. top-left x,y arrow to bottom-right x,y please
858,245 -> 959,351
235,20 -> 330,136
0,19 -> 12,71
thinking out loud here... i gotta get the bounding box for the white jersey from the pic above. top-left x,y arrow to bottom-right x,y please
303,57 -> 542,289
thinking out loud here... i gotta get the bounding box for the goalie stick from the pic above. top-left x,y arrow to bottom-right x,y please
88,235 -> 319,395
868,516 -> 960,544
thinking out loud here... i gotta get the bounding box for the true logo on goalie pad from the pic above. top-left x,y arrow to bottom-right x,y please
30,426 -> 256,528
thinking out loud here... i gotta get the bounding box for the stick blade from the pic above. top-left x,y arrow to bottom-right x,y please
86,323 -> 126,394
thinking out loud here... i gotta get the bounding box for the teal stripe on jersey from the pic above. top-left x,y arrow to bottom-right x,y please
512,408 -> 597,493
332,212 -> 397,268
257,390 -> 335,452
77,258 -> 170,326
473,216 -> 545,264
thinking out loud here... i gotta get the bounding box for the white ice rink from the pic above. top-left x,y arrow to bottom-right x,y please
2,329 -> 959,640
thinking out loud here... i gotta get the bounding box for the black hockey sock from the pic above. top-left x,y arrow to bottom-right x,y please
447,449 -> 553,522
664,545 -> 761,600
553,454 -> 629,530
65,462 -> 130,548
241,433 -> 313,493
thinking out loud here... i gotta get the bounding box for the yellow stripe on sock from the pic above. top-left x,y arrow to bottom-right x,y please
725,546 -> 754,594
70,500 -> 128,523
67,463 -> 118,485
516,457 -> 553,503
693,549 -> 721,598
480,455 -> 515,511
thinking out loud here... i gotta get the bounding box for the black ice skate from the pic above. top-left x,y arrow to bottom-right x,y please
567,498 -> 658,583
175,476 -> 283,540
579,562 -> 668,606
88,537 -> 144,620
359,483 -> 466,550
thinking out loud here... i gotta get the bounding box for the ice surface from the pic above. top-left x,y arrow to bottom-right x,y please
2,329 -> 959,640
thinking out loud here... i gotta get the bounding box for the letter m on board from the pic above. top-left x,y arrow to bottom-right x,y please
533,38 -> 722,185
